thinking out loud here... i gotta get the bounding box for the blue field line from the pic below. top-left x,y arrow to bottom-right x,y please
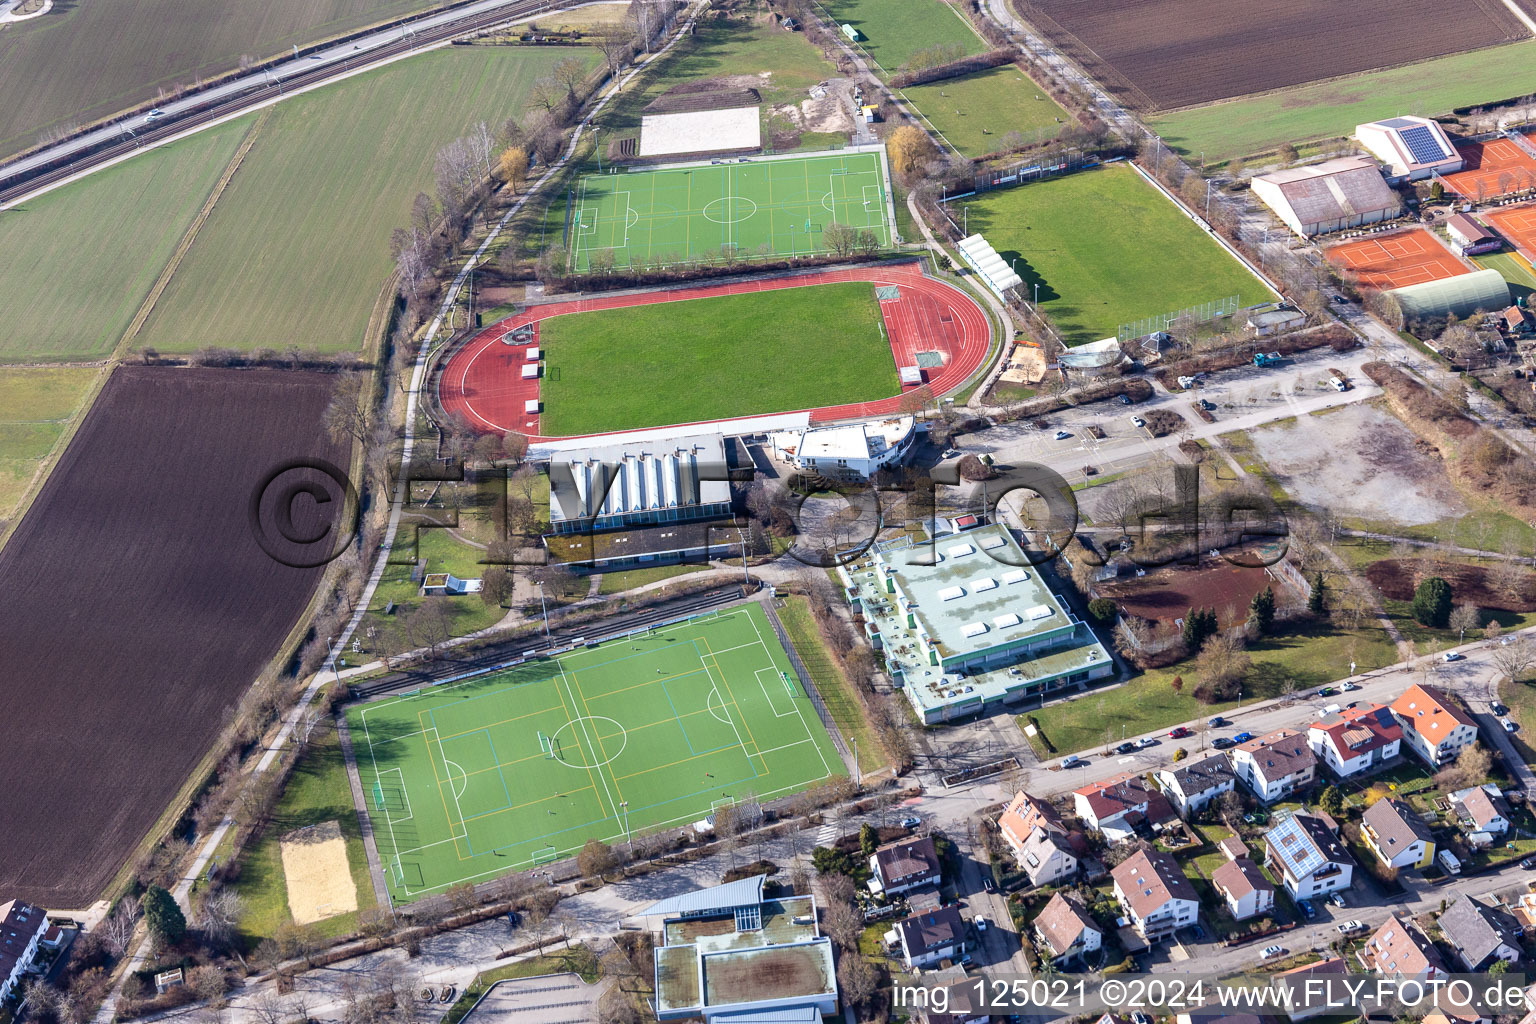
483,729 -> 515,811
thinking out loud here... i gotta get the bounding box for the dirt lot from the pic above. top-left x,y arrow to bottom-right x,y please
1095,555 -> 1279,626
1246,404 -> 1465,526
1014,0 -> 1525,110
0,366 -> 348,907
1364,557 -> 1536,612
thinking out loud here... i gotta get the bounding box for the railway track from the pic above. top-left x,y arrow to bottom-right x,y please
0,0 -> 572,206
348,583 -> 751,700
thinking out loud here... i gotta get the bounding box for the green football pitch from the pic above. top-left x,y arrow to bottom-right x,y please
348,604 -> 845,902
567,151 -> 893,271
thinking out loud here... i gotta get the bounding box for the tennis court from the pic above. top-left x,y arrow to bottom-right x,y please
348,603 -> 845,902
1484,202 -> 1536,262
568,150 -> 893,271
1324,228 -> 1471,289
1441,135 -> 1536,200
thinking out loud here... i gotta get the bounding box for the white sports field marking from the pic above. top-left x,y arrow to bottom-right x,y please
753,667 -> 797,718
557,663 -> 621,821
360,715 -> 407,888
697,649 -> 757,768
706,685 -> 733,725
428,726 -> 472,843
380,766 -> 414,824
444,758 -> 469,800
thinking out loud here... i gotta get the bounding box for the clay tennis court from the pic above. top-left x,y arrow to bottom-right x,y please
1324,228 -> 1471,289
1441,135 -> 1536,199
1483,202 -> 1536,261
437,263 -> 990,438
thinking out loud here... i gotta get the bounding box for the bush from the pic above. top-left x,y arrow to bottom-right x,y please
1172,747 -> 1188,762
1087,598 -> 1118,624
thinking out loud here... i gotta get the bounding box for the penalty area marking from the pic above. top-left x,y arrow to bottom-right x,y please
444,759 -> 469,801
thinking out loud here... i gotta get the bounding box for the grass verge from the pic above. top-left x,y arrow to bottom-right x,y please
902,65 -> 1069,158
778,594 -> 887,773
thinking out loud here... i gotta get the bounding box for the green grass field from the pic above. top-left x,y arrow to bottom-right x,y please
0,366 -> 102,514
348,604 -> 845,901
964,164 -> 1272,345
568,152 -> 892,271
1475,250 -> 1536,304
0,0 -> 431,160
538,282 -> 895,435
0,119 -> 249,362
1151,42 -> 1536,162
817,0 -> 985,76
139,47 -> 596,353
901,66 -> 1070,158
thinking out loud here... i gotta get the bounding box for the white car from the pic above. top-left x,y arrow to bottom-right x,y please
1131,416 -> 1146,428
1260,945 -> 1286,961
1341,681 -> 1360,691
1136,737 -> 1156,749
1501,718 -> 1519,733
974,916 -> 989,932
143,108 -> 166,121
941,448 -> 961,459
900,815 -> 922,829
1337,920 -> 1366,935
1054,430 -> 1071,440
1443,651 -> 1464,662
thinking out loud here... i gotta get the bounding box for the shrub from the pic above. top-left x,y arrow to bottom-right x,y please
1412,577 -> 1452,628
1087,598 -> 1118,624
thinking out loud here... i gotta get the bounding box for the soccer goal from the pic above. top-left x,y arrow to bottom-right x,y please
538,732 -> 562,760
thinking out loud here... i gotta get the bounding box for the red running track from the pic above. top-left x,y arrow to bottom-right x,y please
438,264 -> 991,440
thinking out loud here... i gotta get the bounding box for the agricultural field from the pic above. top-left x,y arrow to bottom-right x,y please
817,0 -> 985,76
1017,0 -> 1525,111
348,603 -> 844,900
1151,42 -> 1536,162
0,119 -> 250,363
537,282 -> 895,435
0,366 -> 349,907
567,151 -> 891,271
963,164 -> 1271,346
901,65 -> 1070,158
138,47 -> 595,354
0,366 -> 102,516
0,0 -> 430,159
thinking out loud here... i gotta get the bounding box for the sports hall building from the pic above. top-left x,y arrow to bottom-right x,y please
840,520 -> 1112,724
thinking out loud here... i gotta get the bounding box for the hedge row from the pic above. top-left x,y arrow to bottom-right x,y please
889,47 -> 1015,89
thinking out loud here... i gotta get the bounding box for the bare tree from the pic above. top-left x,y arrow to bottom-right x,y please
100,900 -> 141,956
1490,633 -> 1536,682
194,889 -> 245,951
405,601 -> 454,660
1449,602 -> 1480,642
324,372 -> 372,449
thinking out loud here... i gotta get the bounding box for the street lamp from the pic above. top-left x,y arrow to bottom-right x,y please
619,800 -> 633,854
536,580 -> 550,635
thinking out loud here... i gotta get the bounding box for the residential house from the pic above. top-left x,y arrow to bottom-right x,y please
896,906 -> 969,969
0,899 -> 49,1004
920,965 -> 988,1024
1264,812 -> 1354,900
1359,914 -> 1448,979
1111,849 -> 1200,943
1361,798 -> 1436,870
1155,752 -> 1236,816
1450,784 -> 1511,836
1391,684 -> 1478,767
1438,895 -> 1523,971
1515,893 -> 1536,937
869,837 -> 941,897
1422,1006 -> 1490,1024
1032,892 -> 1102,967
1211,857 -> 1275,922
1500,305 -> 1534,340
1271,957 -> 1351,1021
1074,772 -> 1177,842
997,791 -> 1079,886
1232,729 -> 1316,803
1307,703 -> 1402,777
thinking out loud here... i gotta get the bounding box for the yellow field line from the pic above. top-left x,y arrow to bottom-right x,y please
431,701 -> 567,742
703,638 -> 768,770
416,715 -> 469,859
568,667 -> 626,805
460,784 -> 598,824
611,747 -> 733,782
551,666 -> 606,811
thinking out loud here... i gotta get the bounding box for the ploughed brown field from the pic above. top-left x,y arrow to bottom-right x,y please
0,366 -> 349,907
1014,0 -> 1526,110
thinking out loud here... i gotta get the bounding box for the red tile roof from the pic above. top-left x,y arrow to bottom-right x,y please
1391,684 -> 1475,746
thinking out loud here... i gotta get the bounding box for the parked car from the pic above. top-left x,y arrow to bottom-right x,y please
900,815 -> 922,829
1329,891 -> 1347,908
1520,856 -> 1535,870
983,877 -> 996,893
975,916 -> 989,932
1337,920 -> 1367,935
1054,430 -> 1072,440
1211,736 -> 1235,749
1169,726 -> 1191,739
1198,398 -> 1216,411
1443,651 -> 1464,662
1132,416 -> 1147,428
1491,702 -> 1508,715
1501,717 -> 1519,733
1116,741 -> 1137,755
1342,681 -> 1360,692
1318,687 -> 1337,697
1061,754 -> 1083,768
1232,731 -> 1254,744
941,448 -> 961,459
1208,716 -> 1226,727
1260,945 -> 1286,961
1118,394 -> 1133,405
1298,900 -> 1317,919
1137,737 -> 1157,749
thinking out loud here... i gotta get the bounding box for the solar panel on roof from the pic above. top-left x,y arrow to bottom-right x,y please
1399,125 -> 1449,164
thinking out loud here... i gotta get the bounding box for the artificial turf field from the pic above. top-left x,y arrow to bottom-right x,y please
567,151 -> 892,271
348,604 -> 845,902
537,281 -> 895,436
964,163 -> 1271,345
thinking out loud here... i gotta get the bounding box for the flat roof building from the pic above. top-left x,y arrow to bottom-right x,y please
1355,117 -> 1463,182
1252,156 -> 1401,237
839,520 -> 1112,724
548,432 -> 731,534
639,876 -> 839,1023
767,416 -> 917,479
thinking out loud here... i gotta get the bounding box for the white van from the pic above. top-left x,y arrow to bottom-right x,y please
1437,849 -> 1462,875
1061,754 -> 1082,769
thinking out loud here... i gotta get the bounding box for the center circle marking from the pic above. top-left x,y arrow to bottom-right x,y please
550,716 -> 628,768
